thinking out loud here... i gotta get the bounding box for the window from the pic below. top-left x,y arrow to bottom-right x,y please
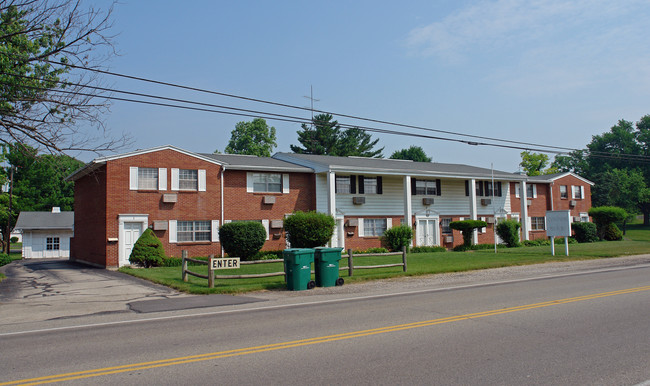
572,185 -> 583,199
527,184 -> 534,198
46,237 -> 60,250
531,217 -> 545,231
363,177 -> 378,194
177,221 -> 211,242
560,185 -> 568,199
363,218 -> 387,237
416,180 -> 437,195
179,169 -> 198,190
466,181 -> 502,197
335,176 -> 351,194
137,168 -> 158,190
252,173 -> 282,193
441,218 -> 452,234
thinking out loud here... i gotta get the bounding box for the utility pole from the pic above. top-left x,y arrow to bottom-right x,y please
4,166 -> 13,254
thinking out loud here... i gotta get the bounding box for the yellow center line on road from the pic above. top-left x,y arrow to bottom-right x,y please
4,285 -> 650,385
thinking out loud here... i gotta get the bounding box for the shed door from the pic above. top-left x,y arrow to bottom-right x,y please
122,222 -> 142,265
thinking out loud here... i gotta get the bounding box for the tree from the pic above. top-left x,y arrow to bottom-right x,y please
283,211 -> 335,248
218,221 -> 266,260
223,118 -> 277,157
129,229 -> 166,268
0,0 -> 127,153
290,113 -> 383,157
588,206 -> 627,240
450,219 -> 487,249
389,146 -> 432,162
519,151 -> 557,176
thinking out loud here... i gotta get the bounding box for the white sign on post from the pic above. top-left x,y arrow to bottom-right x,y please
210,257 -> 240,269
545,210 -> 572,256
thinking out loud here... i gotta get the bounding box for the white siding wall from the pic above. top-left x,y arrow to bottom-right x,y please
22,230 -> 73,259
316,174 -> 512,217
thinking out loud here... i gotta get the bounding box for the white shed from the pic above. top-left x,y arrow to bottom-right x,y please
13,208 -> 74,259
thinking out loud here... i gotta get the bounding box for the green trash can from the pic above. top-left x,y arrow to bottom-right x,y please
314,247 -> 344,287
283,248 -> 316,291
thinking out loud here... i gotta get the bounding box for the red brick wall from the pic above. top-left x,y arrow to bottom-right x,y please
550,176 -> 592,217
72,166 -> 108,267
223,170 -> 316,251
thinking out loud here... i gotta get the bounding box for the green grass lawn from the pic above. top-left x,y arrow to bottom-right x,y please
0,252 -> 23,282
119,237 -> 650,294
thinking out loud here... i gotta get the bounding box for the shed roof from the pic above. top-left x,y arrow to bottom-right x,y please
14,211 -> 74,231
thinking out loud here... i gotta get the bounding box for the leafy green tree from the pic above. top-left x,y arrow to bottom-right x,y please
520,151 -> 557,176
129,229 -> 166,268
588,206 -> 627,240
382,225 -> 413,251
0,0 -> 125,153
223,118 -> 277,157
290,114 -> 383,157
219,222 -> 266,260
389,146 -> 432,162
496,219 -> 521,248
450,219 -> 487,249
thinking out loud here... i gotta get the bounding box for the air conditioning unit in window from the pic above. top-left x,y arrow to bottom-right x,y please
162,193 -> 177,203
152,221 -> 168,231
346,218 -> 359,227
263,195 -> 276,205
444,236 -> 454,243
573,216 -> 581,222
481,199 -> 491,206
422,197 -> 434,205
569,200 -> 577,207
352,196 -> 365,205
270,220 -> 283,228
486,217 -> 495,224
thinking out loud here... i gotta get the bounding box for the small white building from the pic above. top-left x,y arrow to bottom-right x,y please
13,208 -> 74,259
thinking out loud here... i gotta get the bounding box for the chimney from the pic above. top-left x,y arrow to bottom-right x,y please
52,207 -> 61,213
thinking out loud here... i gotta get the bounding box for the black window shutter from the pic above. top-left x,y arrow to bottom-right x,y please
411,178 -> 417,195
436,179 -> 441,196
358,175 -> 365,194
485,181 -> 490,196
477,181 -> 483,196
497,182 -> 502,197
350,175 -> 356,194
377,176 -> 383,194
465,180 -> 469,196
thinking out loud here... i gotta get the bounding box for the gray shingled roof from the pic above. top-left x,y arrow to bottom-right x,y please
14,212 -> 74,231
273,152 -> 523,180
200,153 -> 313,172
527,172 -> 595,185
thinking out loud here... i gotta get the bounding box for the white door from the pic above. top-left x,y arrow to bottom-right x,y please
417,219 -> 438,246
122,222 -> 142,265
43,236 -> 61,258
330,217 -> 345,249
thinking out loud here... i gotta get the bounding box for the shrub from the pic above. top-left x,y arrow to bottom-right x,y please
352,247 -> 389,254
450,220 -> 488,247
10,237 -> 18,244
252,250 -> 284,260
589,206 -> 627,240
496,219 -> 521,248
129,229 -> 166,268
0,253 -> 12,267
283,211 -> 335,248
571,222 -> 598,243
382,225 -> 413,251
411,246 -> 447,253
603,223 -> 623,241
219,221 -> 267,260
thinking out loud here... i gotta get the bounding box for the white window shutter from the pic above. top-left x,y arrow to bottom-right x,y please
358,218 -> 365,237
571,185 -> 576,199
386,218 -> 393,229
158,168 -> 167,191
169,220 -> 177,243
532,184 -> 537,198
460,217 -> 464,221
171,168 -> 179,191
129,167 -> 138,190
261,219 -> 270,240
481,217 -> 486,233
580,186 -> 585,199
515,183 -> 520,198
527,217 -> 532,231
198,169 -> 206,192
224,220 -> 232,224
246,172 -> 254,193
211,220 -> 220,242
282,174 -> 290,194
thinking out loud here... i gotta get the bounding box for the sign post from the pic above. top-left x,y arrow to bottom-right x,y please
545,210 -> 572,256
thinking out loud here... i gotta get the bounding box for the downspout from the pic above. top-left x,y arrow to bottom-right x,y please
549,181 -> 554,211
220,166 -> 225,257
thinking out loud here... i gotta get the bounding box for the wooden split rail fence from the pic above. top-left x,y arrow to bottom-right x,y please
180,246 -> 408,288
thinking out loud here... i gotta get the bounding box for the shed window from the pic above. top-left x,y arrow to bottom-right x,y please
46,237 -> 60,251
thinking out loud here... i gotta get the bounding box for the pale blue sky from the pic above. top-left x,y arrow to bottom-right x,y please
87,0 -> 650,172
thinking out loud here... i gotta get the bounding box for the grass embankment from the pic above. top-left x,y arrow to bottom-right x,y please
0,253 -> 25,282
120,233 -> 650,294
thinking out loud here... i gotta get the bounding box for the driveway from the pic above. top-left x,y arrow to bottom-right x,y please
0,259 -> 266,328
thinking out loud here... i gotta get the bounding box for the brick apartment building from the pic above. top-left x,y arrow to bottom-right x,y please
68,145 -> 593,268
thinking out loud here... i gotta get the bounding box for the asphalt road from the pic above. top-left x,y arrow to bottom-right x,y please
2,260 -> 649,385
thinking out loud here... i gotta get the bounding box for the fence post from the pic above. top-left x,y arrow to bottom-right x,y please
208,254 -> 215,288
181,250 -> 188,282
348,249 -> 354,277
402,246 -> 407,272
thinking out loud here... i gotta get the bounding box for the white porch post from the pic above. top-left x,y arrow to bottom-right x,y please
520,180 -> 529,241
327,170 -> 336,217
469,179 -> 478,244
404,175 -> 412,228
